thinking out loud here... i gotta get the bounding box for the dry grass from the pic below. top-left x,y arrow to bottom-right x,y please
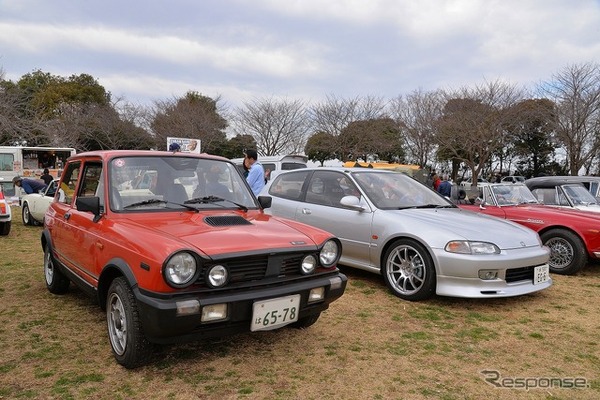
1,211 -> 599,400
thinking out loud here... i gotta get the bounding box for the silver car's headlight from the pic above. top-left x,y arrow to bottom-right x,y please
164,252 -> 198,288
445,241 -> 500,255
319,239 -> 340,268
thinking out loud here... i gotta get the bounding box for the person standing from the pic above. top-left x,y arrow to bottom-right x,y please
437,175 -> 452,197
13,176 -> 47,194
40,168 -> 54,185
432,173 -> 441,191
244,149 -> 265,195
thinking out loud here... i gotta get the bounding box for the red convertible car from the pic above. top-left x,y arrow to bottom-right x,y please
459,183 -> 600,275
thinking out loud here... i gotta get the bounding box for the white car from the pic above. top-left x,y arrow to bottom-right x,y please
21,179 -> 59,226
0,185 -> 11,235
460,177 -> 488,188
262,168 -> 552,301
231,154 -> 307,182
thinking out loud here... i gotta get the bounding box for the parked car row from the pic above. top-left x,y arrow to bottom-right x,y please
15,149 -> 600,369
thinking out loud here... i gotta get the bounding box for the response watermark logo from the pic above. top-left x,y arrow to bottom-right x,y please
480,370 -> 589,391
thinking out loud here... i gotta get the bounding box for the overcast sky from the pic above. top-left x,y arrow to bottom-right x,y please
1,0 -> 600,109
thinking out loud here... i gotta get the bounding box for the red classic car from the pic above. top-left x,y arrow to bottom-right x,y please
459,183 -> 600,275
42,150 -> 347,368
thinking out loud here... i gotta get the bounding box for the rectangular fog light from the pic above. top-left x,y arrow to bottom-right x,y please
308,287 -> 325,303
176,299 -> 200,316
201,304 -> 228,322
478,270 -> 499,280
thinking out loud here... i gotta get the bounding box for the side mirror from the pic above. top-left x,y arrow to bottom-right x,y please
76,196 -> 102,222
340,195 -> 365,211
257,195 -> 272,209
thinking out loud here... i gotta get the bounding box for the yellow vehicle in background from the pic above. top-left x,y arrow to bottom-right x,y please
342,161 -> 428,184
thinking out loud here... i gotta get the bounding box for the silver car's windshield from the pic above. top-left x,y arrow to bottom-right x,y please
353,171 -> 453,209
491,184 -> 538,206
109,156 -> 256,211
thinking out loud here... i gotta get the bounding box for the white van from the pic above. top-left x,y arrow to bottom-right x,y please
231,154 -> 308,182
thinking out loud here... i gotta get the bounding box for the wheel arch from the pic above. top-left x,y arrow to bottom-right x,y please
537,225 -> 589,254
98,259 -> 139,311
41,229 -> 52,253
379,234 -> 439,274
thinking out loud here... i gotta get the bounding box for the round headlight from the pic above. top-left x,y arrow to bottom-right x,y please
164,252 -> 197,288
301,255 -> 317,274
319,239 -> 340,267
207,265 -> 228,287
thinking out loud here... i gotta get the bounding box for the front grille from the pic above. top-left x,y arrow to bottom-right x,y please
195,252 -> 310,286
505,266 -> 535,283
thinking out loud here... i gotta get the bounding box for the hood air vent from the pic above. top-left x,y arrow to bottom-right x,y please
204,216 -> 252,227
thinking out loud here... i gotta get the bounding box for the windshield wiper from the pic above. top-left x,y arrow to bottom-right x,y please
123,198 -> 198,211
414,204 -> 455,209
185,196 -> 248,212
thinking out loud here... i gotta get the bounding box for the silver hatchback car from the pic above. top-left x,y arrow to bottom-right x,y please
262,167 -> 552,301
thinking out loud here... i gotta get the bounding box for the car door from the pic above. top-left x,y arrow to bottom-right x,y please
295,170 -> 375,269
31,180 -> 58,221
51,161 -> 81,269
53,160 -> 105,287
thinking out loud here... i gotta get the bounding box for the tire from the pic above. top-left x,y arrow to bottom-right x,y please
381,239 -> 436,301
22,202 -> 34,226
44,244 -> 69,294
0,221 -> 10,236
290,312 -> 321,329
540,229 -> 587,275
106,277 -> 154,369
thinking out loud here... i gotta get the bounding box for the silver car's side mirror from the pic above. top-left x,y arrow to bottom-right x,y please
340,195 -> 365,211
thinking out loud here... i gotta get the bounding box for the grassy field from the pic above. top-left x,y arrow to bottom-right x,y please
1,212 -> 599,400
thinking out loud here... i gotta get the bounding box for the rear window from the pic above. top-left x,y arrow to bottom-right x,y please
282,162 -> 307,171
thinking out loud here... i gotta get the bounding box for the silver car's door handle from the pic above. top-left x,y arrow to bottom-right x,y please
301,208 -> 311,214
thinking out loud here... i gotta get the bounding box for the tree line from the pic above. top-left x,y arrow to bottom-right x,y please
1,62 -> 600,183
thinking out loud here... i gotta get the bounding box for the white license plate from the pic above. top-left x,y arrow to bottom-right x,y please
251,294 -> 300,332
533,264 -> 550,285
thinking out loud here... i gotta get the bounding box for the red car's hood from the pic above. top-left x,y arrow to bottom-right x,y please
116,210 -> 329,257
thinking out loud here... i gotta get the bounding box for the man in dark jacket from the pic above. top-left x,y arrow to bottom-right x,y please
12,176 -> 47,194
40,168 -> 54,185
437,176 -> 452,197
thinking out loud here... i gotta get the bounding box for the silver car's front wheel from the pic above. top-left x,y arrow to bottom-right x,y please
382,239 -> 436,301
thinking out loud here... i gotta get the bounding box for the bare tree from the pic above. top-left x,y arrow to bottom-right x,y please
309,94 -> 388,135
436,80 -> 524,183
0,80 -> 43,146
388,89 -> 445,168
308,94 -> 388,160
538,62 -> 600,175
233,97 -> 309,156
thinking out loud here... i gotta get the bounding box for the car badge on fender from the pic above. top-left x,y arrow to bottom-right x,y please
290,241 -> 306,245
